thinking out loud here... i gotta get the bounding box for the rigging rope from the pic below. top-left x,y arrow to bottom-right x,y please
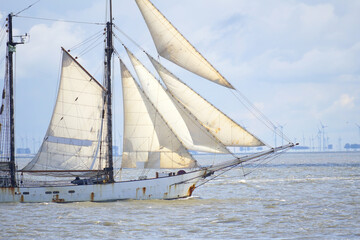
15,15 -> 105,26
195,164 -> 238,189
68,31 -> 104,52
196,144 -> 292,189
113,24 -> 147,53
76,37 -> 104,58
14,0 -> 42,16
231,89 -> 292,144
241,145 -> 292,176
0,21 -> 7,67
0,20 -> 7,47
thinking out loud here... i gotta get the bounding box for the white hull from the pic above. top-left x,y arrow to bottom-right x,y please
0,170 -> 206,203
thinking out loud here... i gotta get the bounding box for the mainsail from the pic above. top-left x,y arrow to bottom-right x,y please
23,49 -> 107,176
135,0 -> 234,89
121,60 -> 197,169
126,48 -> 230,154
148,54 -> 265,147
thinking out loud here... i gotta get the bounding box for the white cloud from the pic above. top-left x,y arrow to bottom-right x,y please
1,0 -> 360,146
161,0 -> 360,145
265,42 -> 360,82
333,94 -> 355,109
17,22 -> 85,78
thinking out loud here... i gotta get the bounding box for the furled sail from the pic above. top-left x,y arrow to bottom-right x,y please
126,48 -> 230,154
148,55 -> 265,147
121,60 -> 197,169
135,0 -> 234,89
23,49 -> 107,176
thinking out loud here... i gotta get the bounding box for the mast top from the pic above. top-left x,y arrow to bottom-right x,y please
105,0 -> 114,182
109,0 -> 113,24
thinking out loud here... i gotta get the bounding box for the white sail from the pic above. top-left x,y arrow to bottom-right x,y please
135,0 -> 234,89
23,50 -> 107,176
148,55 -> 265,147
121,60 -> 197,169
126,49 -> 230,154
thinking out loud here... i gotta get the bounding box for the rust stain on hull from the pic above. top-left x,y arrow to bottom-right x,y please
187,184 -> 196,196
90,192 -> 95,202
52,194 -> 65,203
142,187 -> 146,195
0,187 -> 15,195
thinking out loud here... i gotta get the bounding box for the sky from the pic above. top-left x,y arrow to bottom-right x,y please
0,0 -> 359,152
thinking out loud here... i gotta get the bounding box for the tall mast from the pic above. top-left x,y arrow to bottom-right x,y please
105,0 -> 114,182
7,13 -> 16,187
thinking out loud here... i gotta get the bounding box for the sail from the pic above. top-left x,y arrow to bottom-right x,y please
135,0 -> 234,89
148,55 -> 265,147
126,49 -> 230,154
121,60 -> 197,169
23,49 -> 107,176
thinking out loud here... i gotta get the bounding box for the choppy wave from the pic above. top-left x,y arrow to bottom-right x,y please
2,153 -> 360,239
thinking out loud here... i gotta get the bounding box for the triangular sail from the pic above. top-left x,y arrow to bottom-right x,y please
121,60 -> 197,169
148,55 -> 265,147
126,48 -> 230,154
22,49 -> 107,176
135,0 -> 234,89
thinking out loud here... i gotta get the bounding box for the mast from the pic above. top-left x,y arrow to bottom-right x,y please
105,1 -> 114,182
7,13 -> 16,187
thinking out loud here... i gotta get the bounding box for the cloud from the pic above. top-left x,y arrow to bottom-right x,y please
154,0 -> 360,144
315,93 -> 358,130
184,1 -> 360,84
333,94 -> 355,109
1,0 -> 359,146
16,22 -> 85,78
265,42 -> 360,82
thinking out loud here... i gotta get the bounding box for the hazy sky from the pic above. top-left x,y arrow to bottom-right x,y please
1,0 -> 359,151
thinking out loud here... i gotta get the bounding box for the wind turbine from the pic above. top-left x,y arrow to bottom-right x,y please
317,129 -> 322,151
320,122 -> 328,151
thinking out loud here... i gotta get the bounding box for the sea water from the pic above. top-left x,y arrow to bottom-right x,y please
0,152 -> 359,239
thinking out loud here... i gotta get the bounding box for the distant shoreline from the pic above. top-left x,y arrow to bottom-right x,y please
5,150 -> 360,158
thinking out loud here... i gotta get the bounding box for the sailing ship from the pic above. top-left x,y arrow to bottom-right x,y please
0,0 -> 294,203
